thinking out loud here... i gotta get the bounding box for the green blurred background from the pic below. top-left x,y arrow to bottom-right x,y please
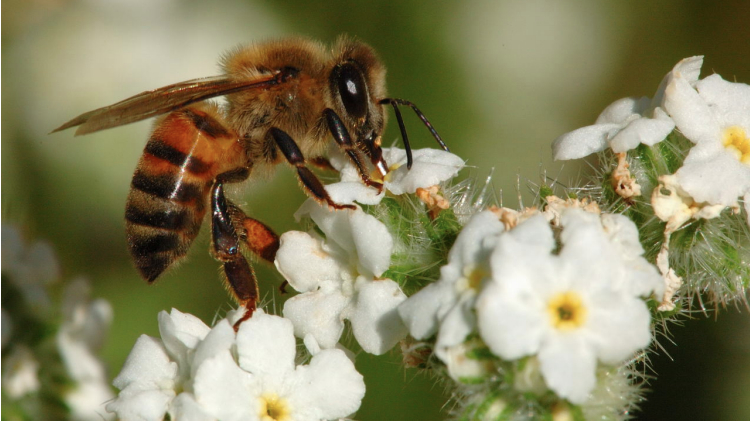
3,0 -> 749,419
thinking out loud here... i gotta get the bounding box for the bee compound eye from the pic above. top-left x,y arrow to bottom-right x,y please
333,62 -> 368,120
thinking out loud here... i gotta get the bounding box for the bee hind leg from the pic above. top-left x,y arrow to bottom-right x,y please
211,180 -> 280,331
269,127 -> 355,210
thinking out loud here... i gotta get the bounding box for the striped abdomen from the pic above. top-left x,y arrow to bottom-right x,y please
126,104 -> 245,282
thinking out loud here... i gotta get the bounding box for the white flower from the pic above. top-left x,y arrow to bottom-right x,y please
552,56 -> 703,160
276,199 -> 407,355
664,71 -> 750,211
2,345 -> 40,398
57,278 -> 115,420
324,147 -> 465,205
1,224 -> 61,312
397,210 -> 505,379
106,308 -> 211,420
107,309 -> 365,421
439,339 -> 495,383
191,312 -> 365,421
476,210 -> 657,404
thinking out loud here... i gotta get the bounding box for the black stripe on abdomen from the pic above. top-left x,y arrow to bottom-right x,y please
129,232 -> 180,256
144,139 -> 211,175
125,204 -> 189,231
131,170 -> 205,204
183,109 -> 231,138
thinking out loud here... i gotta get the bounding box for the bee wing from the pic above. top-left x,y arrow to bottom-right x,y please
52,74 -> 280,135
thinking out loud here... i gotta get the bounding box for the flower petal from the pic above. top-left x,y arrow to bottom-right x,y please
677,149 -> 750,206
398,279 -> 456,340
599,213 -> 644,259
608,113 -> 674,152
56,329 -> 107,384
382,148 -> 465,195
446,210 -> 505,271
190,319 -> 236,379
168,392 -> 214,421
434,294 -> 476,363
157,309 -> 210,366
696,74 -> 750,129
193,351 -> 256,420
274,230 -> 349,292
65,379 -> 115,421
538,334 -> 597,404
552,123 -> 621,160
294,200 -> 393,277
600,213 -> 664,298
286,349 -> 365,420
476,278 -> 545,360
344,277 -> 407,355
594,96 -> 647,125
586,295 -> 652,364
325,181 -> 384,205
664,72 -> 721,144
283,288 -> 348,349
107,335 -> 177,421
652,56 -> 704,106
112,335 -> 177,392
349,208 -> 393,277
236,313 -> 296,377
106,388 -> 175,421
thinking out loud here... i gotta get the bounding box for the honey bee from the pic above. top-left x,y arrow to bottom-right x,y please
53,36 -> 447,328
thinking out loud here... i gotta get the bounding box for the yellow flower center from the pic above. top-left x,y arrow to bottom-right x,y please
258,393 -> 291,421
722,126 -> 750,165
457,265 -> 487,292
547,291 -> 587,331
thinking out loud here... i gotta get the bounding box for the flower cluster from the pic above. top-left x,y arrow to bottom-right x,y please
107,309 -> 365,421
270,141 -> 667,416
1,224 -> 114,420
400,201 -> 662,408
553,56 -> 750,310
58,56 -> 750,420
274,146 -> 465,355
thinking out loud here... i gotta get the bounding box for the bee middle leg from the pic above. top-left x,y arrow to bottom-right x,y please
210,179 -> 280,330
269,127 -> 355,210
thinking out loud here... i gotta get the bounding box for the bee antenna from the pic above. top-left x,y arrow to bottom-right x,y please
380,98 -> 449,159
380,99 -> 413,169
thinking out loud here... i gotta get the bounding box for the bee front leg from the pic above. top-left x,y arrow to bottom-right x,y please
210,181 -> 258,330
269,127 -> 355,210
324,108 -> 386,192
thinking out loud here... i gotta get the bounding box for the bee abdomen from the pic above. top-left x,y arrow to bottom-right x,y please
124,104 -> 244,283
126,185 -> 207,283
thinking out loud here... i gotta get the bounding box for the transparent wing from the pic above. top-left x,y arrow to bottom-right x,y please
52,73 -> 280,135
